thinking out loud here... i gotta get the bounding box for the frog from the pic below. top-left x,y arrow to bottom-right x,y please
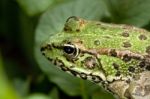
40,16 -> 150,99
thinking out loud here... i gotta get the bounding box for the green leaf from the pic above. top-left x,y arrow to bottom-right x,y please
105,0 -> 150,27
49,88 -> 59,99
14,78 -> 30,97
0,53 -> 20,99
35,0 -> 108,96
25,93 -> 51,99
92,88 -> 115,99
16,0 -> 54,16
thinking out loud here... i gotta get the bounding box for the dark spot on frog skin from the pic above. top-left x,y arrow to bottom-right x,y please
94,40 -> 100,46
41,44 -> 52,52
122,54 -> 131,62
109,49 -> 117,57
103,36 -> 111,39
146,65 -> 150,71
138,34 -> 147,40
62,40 -> 71,44
121,32 -> 129,37
73,57 -> 79,61
79,72 -> 87,79
42,52 -> 45,56
91,75 -> 102,83
139,61 -> 146,68
69,69 -> 79,76
112,63 -> 119,70
132,55 -> 142,60
133,74 -> 141,80
47,44 -> 52,50
40,47 -> 45,52
76,29 -> 80,32
146,46 -> 150,54
123,41 -> 132,48
115,71 -> 121,76
47,57 -> 53,62
65,57 -> 75,63
61,66 -> 68,71
128,66 -> 135,72
76,39 -> 83,44
51,43 -> 62,49
96,23 -> 101,25
126,79 -> 131,84
64,26 -> 72,32
100,26 -> 107,30
79,53 -> 84,57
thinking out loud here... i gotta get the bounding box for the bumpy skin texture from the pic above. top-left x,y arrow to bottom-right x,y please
41,16 -> 150,99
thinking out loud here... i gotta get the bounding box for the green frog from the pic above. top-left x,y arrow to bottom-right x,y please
40,16 -> 150,99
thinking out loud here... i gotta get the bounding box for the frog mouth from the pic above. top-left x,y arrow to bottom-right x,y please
53,57 -> 106,84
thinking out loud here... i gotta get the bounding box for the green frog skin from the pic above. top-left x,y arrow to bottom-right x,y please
41,16 -> 150,99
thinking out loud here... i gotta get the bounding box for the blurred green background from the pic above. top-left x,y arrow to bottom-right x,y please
1,0 -> 150,99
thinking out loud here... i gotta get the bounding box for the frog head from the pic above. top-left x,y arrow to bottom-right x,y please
41,16 -> 106,83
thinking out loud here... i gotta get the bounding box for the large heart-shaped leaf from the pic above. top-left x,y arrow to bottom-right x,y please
17,0 -> 54,16
105,0 -> 150,27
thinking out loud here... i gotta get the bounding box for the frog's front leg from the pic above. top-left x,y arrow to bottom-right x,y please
108,80 -> 129,99
127,71 -> 150,99
108,71 -> 150,99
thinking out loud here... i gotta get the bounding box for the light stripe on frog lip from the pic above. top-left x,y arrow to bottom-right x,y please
70,69 -> 105,83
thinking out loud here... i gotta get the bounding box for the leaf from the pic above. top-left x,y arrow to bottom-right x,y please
13,78 -> 30,97
49,88 -> 59,99
92,88 -> 115,99
25,93 -> 51,99
0,53 -> 20,99
105,0 -> 150,27
35,0 -> 108,96
16,0 -> 54,16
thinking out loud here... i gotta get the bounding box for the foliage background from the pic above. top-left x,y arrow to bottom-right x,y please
1,0 -> 150,99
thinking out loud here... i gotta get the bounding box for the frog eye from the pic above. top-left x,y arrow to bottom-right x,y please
63,44 -> 75,54
63,44 -> 79,58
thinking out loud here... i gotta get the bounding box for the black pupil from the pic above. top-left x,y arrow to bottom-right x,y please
63,46 -> 75,54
